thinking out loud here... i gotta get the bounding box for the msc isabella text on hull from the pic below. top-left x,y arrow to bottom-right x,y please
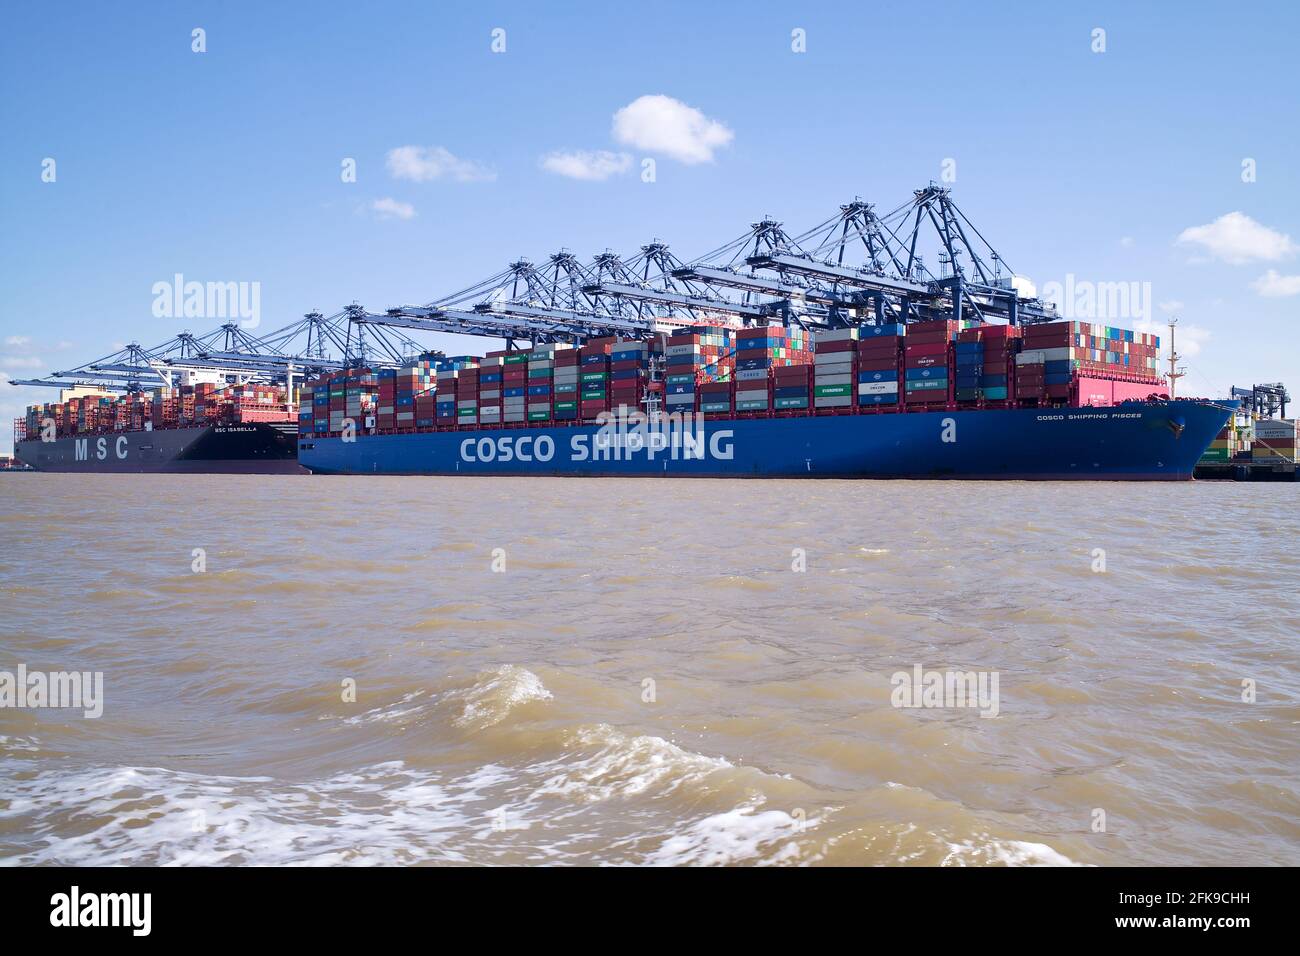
16,422 -> 305,474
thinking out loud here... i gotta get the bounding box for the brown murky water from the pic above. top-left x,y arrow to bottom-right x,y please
1,474 -> 1297,865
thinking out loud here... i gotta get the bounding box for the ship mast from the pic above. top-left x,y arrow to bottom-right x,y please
1166,318 -> 1187,399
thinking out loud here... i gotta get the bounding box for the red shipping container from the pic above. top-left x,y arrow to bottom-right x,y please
905,331 -> 952,346
858,357 -> 898,372
907,354 -> 945,369
857,346 -> 900,359
773,367 -> 812,383
814,339 -> 856,354
904,342 -> 948,357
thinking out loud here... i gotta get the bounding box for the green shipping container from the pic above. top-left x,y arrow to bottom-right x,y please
982,386 -> 1008,400
775,397 -> 809,409
700,402 -> 731,413
581,371 -> 607,383
554,401 -> 577,412
528,411 -> 550,421
504,354 -> 529,365
813,384 -> 852,397
736,400 -> 769,411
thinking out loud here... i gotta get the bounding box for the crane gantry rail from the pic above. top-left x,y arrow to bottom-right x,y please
16,186 -> 1057,396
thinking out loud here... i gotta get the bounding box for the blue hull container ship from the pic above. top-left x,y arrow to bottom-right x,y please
298,400 -> 1232,481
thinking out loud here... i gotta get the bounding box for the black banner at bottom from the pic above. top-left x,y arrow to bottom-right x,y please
0,865 -> 1279,942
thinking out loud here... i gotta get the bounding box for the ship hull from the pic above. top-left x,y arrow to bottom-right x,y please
16,423 -> 305,474
298,400 -> 1232,480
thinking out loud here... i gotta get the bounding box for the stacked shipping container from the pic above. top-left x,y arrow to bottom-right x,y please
813,329 -> 856,410
1017,321 -> 1162,405
1253,419 -> 1297,463
664,327 -> 732,414
553,347 -> 579,421
733,325 -> 811,412
857,323 -> 905,408
609,341 -> 650,415
904,319 -> 957,406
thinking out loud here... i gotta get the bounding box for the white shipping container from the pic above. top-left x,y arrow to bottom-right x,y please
816,373 -> 853,387
814,351 -> 855,366
1254,419 -> 1296,438
858,381 -> 899,395
666,344 -> 703,357
734,368 -> 768,381
735,388 -> 769,402
815,328 -> 858,344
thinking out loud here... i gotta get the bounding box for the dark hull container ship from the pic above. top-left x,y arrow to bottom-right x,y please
16,422 -> 304,474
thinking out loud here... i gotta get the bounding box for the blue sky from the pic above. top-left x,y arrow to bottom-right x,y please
2,0 -> 1298,450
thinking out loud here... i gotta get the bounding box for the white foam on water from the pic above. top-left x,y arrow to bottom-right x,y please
450,665 -> 553,730
645,805 -> 809,866
941,835 -> 1082,867
0,735 -> 40,753
0,760 -> 502,867
339,690 -> 427,726
529,724 -> 734,803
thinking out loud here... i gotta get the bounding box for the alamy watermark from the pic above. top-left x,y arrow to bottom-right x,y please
890,664 -> 999,718
1,664 -> 104,718
1037,274 -> 1152,323
151,273 -> 261,329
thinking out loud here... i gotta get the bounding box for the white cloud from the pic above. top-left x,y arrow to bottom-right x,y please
5,335 -> 30,347
369,198 -> 416,221
1010,275 -> 1037,299
1176,212 -> 1297,265
386,145 -> 496,183
1158,300 -> 1184,313
1251,270 -> 1300,297
1133,317 -> 1210,358
1119,236 -> 1134,248
539,150 -> 632,181
612,94 -> 733,164
1,355 -> 42,369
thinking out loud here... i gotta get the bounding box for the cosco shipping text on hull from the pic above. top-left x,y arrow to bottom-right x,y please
299,401 -> 1231,480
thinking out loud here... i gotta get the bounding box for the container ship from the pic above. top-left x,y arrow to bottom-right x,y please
15,382 -> 305,474
297,319 -> 1234,480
